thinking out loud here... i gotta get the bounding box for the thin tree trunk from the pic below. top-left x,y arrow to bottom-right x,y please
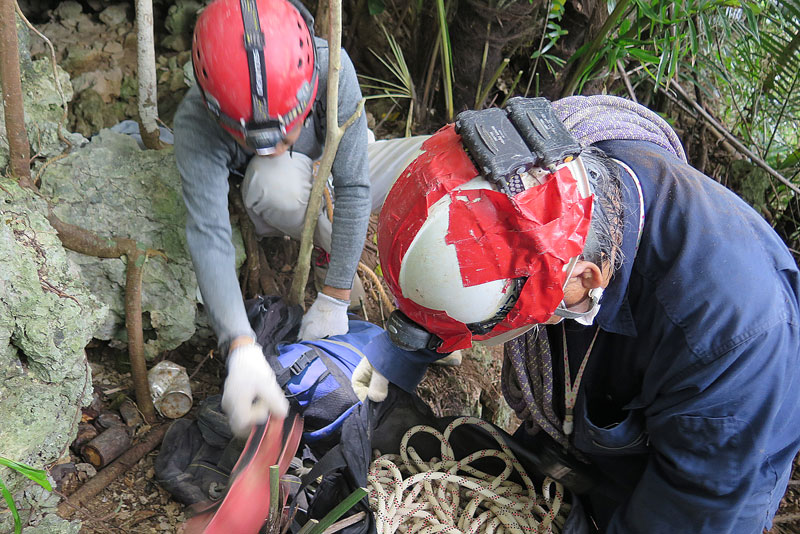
0,0 -> 32,185
315,0 -> 330,40
289,0 -> 364,306
135,0 -> 162,149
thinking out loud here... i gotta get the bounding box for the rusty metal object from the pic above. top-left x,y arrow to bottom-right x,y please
147,360 -> 193,419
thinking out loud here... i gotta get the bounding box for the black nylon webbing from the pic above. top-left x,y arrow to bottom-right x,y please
239,0 -> 269,123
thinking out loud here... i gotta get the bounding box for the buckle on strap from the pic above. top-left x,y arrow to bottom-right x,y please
289,349 -> 318,376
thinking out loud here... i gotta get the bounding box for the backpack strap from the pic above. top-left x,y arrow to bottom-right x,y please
287,444 -> 350,532
274,348 -> 319,387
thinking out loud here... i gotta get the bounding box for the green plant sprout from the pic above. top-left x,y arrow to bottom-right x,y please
359,25 -> 416,137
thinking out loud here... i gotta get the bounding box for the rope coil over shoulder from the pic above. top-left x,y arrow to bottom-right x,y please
552,95 -> 687,163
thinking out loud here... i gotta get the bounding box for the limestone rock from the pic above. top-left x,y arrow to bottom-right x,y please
39,130 -> 244,358
0,18 -> 87,170
0,180 -> 102,533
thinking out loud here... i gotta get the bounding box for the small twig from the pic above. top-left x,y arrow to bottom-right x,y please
188,348 -> 214,381
15,0 -> 71,154
616,60 -> 638,103
357,262 -> 394,312
321,512 -> 367,534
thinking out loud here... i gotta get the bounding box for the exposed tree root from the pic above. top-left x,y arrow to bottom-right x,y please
47,209 -> 162,423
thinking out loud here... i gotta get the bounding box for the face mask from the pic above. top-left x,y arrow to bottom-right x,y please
553,286 -> 604,325
571,287 -> 603,325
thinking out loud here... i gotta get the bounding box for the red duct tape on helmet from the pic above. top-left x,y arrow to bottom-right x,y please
377,124 -> 593,352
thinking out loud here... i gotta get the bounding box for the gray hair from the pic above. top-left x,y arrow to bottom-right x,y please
579,146 -> 626,273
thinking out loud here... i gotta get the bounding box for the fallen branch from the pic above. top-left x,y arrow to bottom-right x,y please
671,83 -> 800,196
56,423 -> 169,519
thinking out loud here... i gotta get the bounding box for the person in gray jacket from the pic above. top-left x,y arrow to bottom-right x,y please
174,0 -> 423,436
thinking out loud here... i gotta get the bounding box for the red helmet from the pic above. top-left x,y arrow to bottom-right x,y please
192,0 -> 319,155
377,124 -> 594,353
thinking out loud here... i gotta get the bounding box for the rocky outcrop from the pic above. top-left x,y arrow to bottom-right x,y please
0,181 -> 103,534
39,130 -> 244,358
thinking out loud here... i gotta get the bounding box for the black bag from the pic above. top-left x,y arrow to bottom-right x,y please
154,394 -> 244,505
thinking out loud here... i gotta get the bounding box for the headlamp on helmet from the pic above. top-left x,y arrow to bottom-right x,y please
377,97 -> 595,352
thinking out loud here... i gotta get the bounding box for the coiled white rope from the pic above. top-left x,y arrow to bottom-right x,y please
367,417 -> 570,534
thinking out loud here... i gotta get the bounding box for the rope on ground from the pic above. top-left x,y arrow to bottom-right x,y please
367,417 -> 570,534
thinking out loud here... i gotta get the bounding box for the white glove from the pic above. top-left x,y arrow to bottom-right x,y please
222,343 -> 289,437
298,292 -> 349,341
351,357 -> 389,402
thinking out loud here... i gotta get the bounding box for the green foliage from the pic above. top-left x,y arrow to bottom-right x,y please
557,0 -> 799,204
0,457 -> 53,534
368,0 -> 385,16
530,0 -> 569,80
358,25 -> 415,136
306,488 -> 368,534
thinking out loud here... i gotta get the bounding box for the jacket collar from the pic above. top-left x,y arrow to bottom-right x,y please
595,160 -> 643,337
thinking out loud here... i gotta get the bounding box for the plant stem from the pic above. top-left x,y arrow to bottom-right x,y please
435,0 -> 454,121
560,0 -> 633,97
0,0 -> 31,183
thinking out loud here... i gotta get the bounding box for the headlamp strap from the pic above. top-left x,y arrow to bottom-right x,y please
239,0 -> 270,125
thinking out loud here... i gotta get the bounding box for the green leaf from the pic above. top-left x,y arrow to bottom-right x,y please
0,458 -> 52,491
626,47 -> 660,64
374,264 -> 383,277
307,488 -> 368,534
654,44 -> 669,89
688,17 -> 699,56
368,0 -> 385,15
0,479 -> 22,534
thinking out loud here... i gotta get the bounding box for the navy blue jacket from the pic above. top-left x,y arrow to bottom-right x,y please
370,139 -> 800,533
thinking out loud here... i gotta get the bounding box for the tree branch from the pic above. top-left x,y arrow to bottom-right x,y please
670,83 -> 800,196
48,209 -> 159,422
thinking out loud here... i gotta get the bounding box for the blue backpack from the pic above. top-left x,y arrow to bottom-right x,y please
267,318 -> 390,447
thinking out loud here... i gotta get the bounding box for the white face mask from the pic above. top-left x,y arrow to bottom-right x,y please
571,287 -> 603,326
553,286 -> 604,326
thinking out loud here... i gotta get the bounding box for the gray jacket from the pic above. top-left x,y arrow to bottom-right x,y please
174,38 -> 370,349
